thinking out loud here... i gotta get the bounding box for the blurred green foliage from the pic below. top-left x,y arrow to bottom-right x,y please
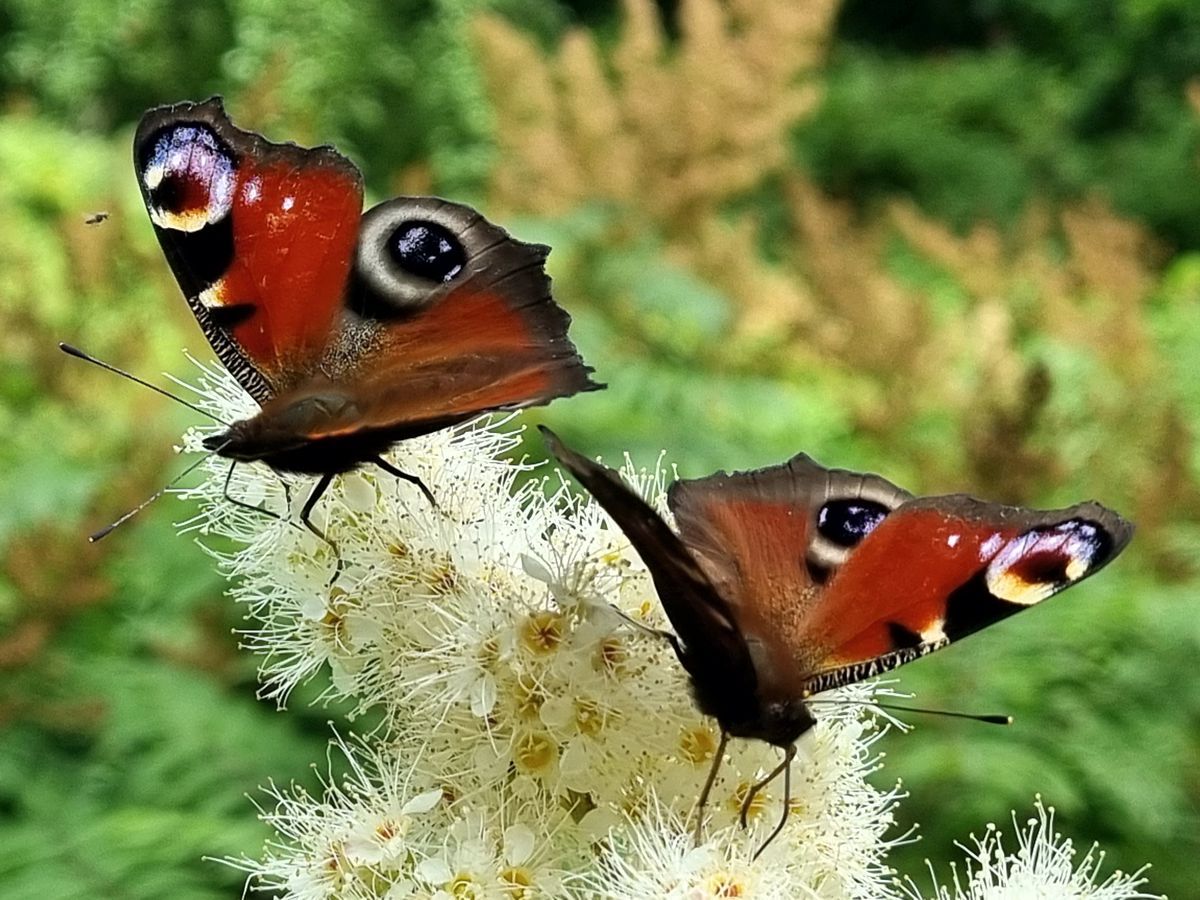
0,0 -> 495,193
1,0 -> 1198,896
809,0 -> 1200,247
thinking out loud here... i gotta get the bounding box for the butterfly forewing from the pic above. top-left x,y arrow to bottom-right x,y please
135,98 -> 364,400
797,495 -> 1134,693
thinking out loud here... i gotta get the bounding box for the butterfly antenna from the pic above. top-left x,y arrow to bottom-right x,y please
59,342 -> 231,426
806,696 -> 1012,726
90,443 -> 228,541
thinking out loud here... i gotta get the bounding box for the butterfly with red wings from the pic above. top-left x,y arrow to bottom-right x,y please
66,98 -> 599,562
541,427 -> 1132,853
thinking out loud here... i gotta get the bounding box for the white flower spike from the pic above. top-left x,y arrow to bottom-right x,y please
172,363 -> 1156,899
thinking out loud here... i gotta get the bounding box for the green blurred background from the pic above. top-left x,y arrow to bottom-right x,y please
2,0 -> 1199,896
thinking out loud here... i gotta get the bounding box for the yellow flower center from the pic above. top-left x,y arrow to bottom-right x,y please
320,590 -> 353,645
704,871 -> 747,897
513,731 -> 558,774
449,873 -> 482,898
500,866 -> 534,898
477,636 -> 500,667
679,726 -> 719,765
596,636 -> 627,673
520,611 -> 565,655
427,555 -> 459,593
512,674 -> 545,719
729,781 -> 768,821
574,697 -> 609,737
375,817 -> 401,840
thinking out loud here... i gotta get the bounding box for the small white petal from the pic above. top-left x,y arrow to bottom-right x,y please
578,806 -> 621,841
560,740 -> 592,784
520,553 -> 553,583
299,593 -> 326,620
415,856 -> 453,884
342,473 -> 376,511
539,694 -> 573,730
503,823 -> 536,865
470,672 -> 497,717
402,788 -> 444,815
329,658 -> 359,694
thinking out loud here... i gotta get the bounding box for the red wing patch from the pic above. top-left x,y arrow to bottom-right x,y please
801,506 -> 1022,665
206,157 -> 361,377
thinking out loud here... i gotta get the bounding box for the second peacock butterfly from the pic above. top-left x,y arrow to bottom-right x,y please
127,97 -> 599,551
540,427 -> 1133,853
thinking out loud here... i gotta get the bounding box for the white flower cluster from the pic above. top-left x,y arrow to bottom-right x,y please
900,798 -> 1160,900
174,362 -> 1158,899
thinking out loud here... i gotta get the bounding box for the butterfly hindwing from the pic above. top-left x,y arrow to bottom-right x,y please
301,200 -> 600,440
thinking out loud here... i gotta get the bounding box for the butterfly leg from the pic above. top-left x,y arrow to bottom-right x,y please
275,472 -> 292,510
692,729 -> 729,845
300,473 -> 343,582
608,605 -> 684,655
221,460 -> 283,520
372,456 -> 437,508
745,743 -> 797,860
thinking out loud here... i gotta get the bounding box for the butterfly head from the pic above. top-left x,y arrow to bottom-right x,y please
743,697 -> 818,747
202,418 -> 265,461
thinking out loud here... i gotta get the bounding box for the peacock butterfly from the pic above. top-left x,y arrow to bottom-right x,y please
540,427 -> 1133,852
121,97 -> 599,555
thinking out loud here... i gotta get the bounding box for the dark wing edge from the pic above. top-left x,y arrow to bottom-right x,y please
539,427 -> 753,676
464,229 -> 602,405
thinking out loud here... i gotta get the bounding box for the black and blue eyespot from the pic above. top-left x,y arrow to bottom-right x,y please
387,221 -> 465,283
354,199 -> 484,313
140,124 -> 235,231
816,499 -> 889,548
